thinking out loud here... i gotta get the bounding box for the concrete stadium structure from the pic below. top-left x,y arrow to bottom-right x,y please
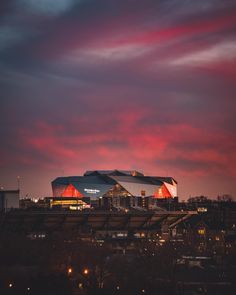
0,210 -> 196,239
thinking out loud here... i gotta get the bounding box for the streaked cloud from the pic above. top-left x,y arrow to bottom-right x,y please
0,0 -> 236,198
17,0 -> 79,16
170,40 -> 236,66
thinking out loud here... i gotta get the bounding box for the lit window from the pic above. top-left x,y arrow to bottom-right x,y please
198,229 -> 205,235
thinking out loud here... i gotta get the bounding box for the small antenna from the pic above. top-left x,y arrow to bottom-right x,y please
17,176 -> 20,191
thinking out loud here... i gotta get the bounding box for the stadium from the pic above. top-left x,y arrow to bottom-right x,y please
52,170 -> 177,201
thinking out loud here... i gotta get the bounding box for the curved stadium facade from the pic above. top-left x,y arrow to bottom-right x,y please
52,170 -> 177,200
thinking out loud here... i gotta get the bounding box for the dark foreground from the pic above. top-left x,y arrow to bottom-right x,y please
0,231 -> 235,295
1,204 -> 236,295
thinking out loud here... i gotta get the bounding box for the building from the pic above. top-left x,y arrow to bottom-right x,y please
0,190 -> 20,212
51,170 -> 177,209
46,197 -> 91,210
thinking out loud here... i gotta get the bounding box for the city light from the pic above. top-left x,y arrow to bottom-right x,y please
67,267 -> 73,275
83,268 -> 89,275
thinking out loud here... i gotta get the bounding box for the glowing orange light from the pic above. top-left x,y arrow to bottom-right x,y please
68,267 -> 73,275
62,184 -> 83,198
83,268 -> 89,275
154,184 -> 172,199
198,229 -> 205,235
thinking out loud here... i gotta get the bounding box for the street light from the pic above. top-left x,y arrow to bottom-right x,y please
67,267 -> 73,275
83,268 -> 89,275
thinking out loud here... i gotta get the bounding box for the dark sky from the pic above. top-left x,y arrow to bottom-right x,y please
0,0 -> 236,199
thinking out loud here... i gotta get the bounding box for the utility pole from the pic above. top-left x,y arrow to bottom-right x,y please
17,176 -> 20,191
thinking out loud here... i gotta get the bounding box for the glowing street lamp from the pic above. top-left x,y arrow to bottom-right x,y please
67,267 -> 73,275
83,268 -> 89,275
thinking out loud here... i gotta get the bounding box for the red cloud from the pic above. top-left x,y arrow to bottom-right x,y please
29,6 -> 236,61
13,107 -> 236,180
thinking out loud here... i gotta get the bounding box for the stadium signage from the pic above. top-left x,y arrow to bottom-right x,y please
84,188 -> 100,194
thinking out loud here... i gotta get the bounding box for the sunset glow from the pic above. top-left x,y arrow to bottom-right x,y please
0,0 -> 236,198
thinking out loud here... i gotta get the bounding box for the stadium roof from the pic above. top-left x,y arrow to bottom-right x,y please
84,170 -> 144,176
